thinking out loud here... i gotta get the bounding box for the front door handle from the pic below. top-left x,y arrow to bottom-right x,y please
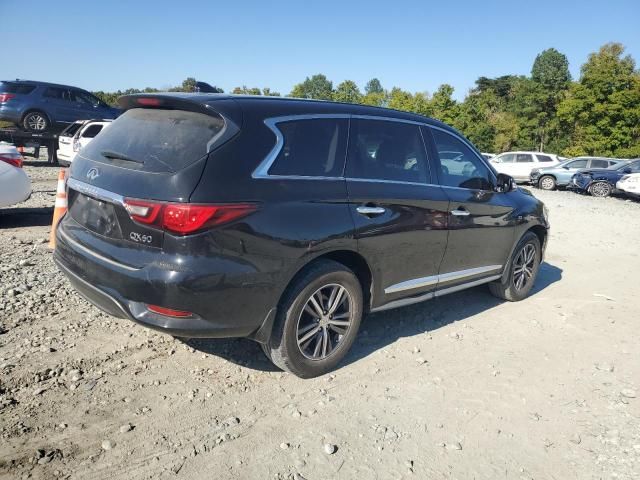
451,207 -> 471,216
356,206 -> 386,216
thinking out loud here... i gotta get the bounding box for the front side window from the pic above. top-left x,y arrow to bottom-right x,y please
516,154 -> 534,163
567,159 -> 588,169
628,161 -> 640,173
346,119 -> 429,184
269,118 -> 348,177
73,90 -> 99,106
496,153 -> 516,163
536,154 -> 553,162
430,128 -> 493,190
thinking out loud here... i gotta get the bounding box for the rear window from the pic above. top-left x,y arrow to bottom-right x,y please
79,108 -> 225,173
269,118 -> 348,177
0,82 -> 36,94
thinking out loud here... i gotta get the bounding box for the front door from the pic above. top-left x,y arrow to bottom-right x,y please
424,126 -> 517,291
345,118 -> 450,308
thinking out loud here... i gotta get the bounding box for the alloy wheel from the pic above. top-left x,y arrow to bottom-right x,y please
296,283 -> 353,360
512,243 -> 536,291
590,182 -> 611,197
26,114 -> 47,131
540,176 -> 555,190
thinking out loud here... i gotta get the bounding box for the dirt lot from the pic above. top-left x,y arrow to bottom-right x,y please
1,155 -> 639,480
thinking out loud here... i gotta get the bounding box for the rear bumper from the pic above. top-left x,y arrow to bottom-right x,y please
54,216 -> 279,339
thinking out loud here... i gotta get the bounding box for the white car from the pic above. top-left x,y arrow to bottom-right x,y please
0,143 -> 31,207
490,151 -> 561,182
57,119 -> 112,166
616,173 -> 640,198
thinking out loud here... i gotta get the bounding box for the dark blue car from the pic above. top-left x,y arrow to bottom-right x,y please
0,80 -> 119,132
571,159 -> 640,197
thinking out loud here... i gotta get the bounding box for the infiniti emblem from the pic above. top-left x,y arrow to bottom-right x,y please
86,167 -> 100,181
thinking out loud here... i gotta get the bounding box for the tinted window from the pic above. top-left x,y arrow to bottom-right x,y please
0,82 -> 36,94
44,87 -> 72,101
628,161 -> 640,173
60,122 -> 84,137
80,108 -> 225,173
81,124 -> 103,138
567,159 -> 588,169
73,90 -> 99,106
590,159 -> 609,169
536,154 -> 553,162
346,119 -> 429,184
497,153 -> 516,163
430,128 -> 493,190
516,154 -> 534,163
608,160 -> 620,167
269,118 -> 348,177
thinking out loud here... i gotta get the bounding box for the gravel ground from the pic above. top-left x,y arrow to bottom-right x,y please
1,154 -> 639,480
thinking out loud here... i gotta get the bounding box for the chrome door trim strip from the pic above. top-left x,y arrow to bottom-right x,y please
58,227 -> 140,272
372,274 -> 501,313
384,265 -> 502,294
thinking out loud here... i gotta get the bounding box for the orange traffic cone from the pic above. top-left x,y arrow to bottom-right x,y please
49,169 -> 68,249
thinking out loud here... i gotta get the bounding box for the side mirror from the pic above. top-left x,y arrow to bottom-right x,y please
495,173 -> 516,193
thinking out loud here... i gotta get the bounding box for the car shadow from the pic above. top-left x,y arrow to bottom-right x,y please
0,206 -> 54,228
183,262 -> 563,374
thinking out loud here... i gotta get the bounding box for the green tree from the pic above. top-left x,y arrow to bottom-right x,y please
290,74 -> 333,100
365,78 -> 384,95
430,84 -> 458,124
333,80 -> 363,104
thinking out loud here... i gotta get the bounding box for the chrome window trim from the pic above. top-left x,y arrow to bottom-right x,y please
384,264 -> 503,295
345,177 -> 441,188
67,178 -> 125,206
58,227 -> 140,272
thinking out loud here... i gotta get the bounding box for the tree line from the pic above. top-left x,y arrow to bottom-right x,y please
93,42 -> 640,158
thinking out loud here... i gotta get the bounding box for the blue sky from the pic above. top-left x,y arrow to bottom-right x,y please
5,0 -> 639,100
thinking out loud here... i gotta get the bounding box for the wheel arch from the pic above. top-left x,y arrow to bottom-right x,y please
20,109 -> 52,126
500,225 -> 547,284
250,249 -> 374,344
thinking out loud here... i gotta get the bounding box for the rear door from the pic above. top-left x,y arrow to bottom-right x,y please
345,118 -> 449,307
424,126 -> 516,291
41,87 -> 78,123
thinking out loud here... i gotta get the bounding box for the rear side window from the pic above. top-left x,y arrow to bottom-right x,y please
516,154 -> 534,163
536,154 -> 553,162
81,124 -> 103,138
44,87 -> 72,101
269,118 -> 348,177
346,119 -> 429,184
79,108 -> 225,173
0,82 -> 36,94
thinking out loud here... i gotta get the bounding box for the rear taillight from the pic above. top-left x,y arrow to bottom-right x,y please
0,93 -> 15,102
123,198 -> 257,235
0,153 -> 23,168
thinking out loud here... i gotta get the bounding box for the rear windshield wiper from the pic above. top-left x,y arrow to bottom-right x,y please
100,150 -> 145,165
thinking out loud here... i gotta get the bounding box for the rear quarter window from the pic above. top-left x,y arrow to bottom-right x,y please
0,82 -> 36,94
79,108 -> 225,173
268,118 -> 348,177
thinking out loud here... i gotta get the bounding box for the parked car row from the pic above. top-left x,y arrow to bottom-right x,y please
57,119 -> 112,165
569,159 -> 640,198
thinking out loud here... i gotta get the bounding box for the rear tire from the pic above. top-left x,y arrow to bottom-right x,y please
23,111 -> 50,132
489,232 -> 541,302
264,260 -> 363,378
589,181 -> 612,198
539,175 -> 556,191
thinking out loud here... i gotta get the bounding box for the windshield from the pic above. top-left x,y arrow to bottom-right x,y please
79,108 -> 225,173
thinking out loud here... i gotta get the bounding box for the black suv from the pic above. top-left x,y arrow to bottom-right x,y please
54,94 -> 549,378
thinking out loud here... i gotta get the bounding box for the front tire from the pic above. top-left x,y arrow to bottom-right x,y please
264,260 -> 363,378
489,232 -> 541,302
589,181 -> 612,198
539,175 -> 556,191
23,111 -> 50,132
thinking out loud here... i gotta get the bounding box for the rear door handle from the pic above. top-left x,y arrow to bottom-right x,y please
356,206 -> 386,216
451,207 -> 470,216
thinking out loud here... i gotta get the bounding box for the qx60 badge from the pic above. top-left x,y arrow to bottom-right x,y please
86,167 -> 100,181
